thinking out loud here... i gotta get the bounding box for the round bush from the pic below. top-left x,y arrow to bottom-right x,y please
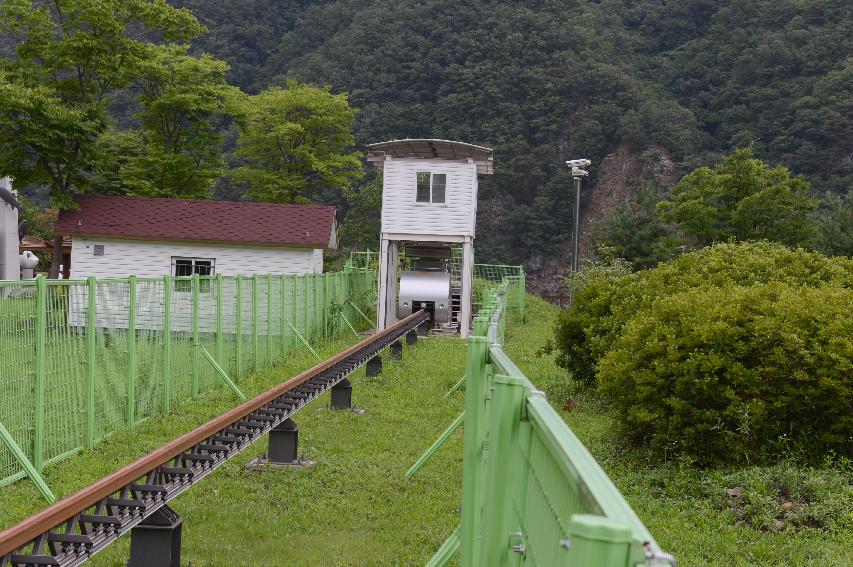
555,241 -> 853,383
597,282 -> 853,465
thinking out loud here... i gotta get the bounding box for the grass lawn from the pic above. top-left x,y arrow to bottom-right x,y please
1,295 -> 850,565
505,296 -> 853,567
0,331 -> 467,565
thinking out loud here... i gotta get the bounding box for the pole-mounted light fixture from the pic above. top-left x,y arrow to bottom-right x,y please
566,159 -> 590,273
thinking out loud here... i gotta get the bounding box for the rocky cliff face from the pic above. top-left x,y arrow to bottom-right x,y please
522,145 -> 678,296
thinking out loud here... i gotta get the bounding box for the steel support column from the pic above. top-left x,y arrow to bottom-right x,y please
366,355 -> 382,377
389,340 -> 402,360
128,505 -> 183,567
330,379 -> 352,410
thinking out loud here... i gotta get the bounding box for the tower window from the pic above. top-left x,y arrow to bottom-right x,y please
415,172 -> 446,204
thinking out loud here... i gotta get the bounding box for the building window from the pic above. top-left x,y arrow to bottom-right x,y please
416,172 -> 446,204
172,257 -> 215,292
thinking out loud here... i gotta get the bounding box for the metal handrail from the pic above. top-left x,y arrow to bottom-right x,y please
479,279 -> 667,564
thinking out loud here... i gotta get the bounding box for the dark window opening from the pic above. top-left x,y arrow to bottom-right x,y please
432,173 -> 446,203
415,172 -> 447,204
172,257 -> 215,292
416,172 -> 431,202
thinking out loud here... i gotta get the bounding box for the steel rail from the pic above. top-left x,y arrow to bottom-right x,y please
0,310 -> 428,566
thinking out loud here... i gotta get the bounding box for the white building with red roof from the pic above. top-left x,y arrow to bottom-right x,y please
55,195 -> 337,279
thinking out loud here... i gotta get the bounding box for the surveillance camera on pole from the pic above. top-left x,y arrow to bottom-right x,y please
566,159 -> 591,170
566,159 -> 590,274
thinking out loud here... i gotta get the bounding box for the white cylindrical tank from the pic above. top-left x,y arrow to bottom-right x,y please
20,251 -> 39,279
397,270 -> 452,325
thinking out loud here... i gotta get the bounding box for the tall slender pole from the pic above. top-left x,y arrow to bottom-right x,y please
127,275 -> 137,425
266,273 -> 273,366
163,275 -> 172,414
252,274 -> 259,371
33,275 -> 46,471
572,175 -> 581,273
216,274 -> 223,365
191,273 -> 200,398
236,275 -> 243,377
85,277 -> 96,447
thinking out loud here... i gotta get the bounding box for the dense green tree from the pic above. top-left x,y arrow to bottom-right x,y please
813,191 -> 853,257
657,0 -> 853,195
233,83 -> 363,204
339,176 -> 381,250
93,47 -> 246,199
0,0 -> 204,275
657,147 -> 820,247
590,183 -> 681,269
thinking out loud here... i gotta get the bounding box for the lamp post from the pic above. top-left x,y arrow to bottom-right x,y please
566,159 -> 590,273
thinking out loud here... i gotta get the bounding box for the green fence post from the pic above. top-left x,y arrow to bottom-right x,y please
33,275 -> 46,471
314,274 -> 326,338
127,275 -> 137,426
278,274 -> 287,356
216,274 -> 223,365
291,274 -> 297,350
267,273 -> 273,366
310,273 -> 316,339
191,273 -> 200,397
321,273 -> 328,338
331,272 -> 337,336
252,273 -> 259,371
518,269 -> 526,320
334,272 -> 340,336
236,275 -> 244,377
303,274 -> 309,340
163,275 -> 172,414
460,333 -> 489,567
481,375 -> 527,566
85,277 -> 96,447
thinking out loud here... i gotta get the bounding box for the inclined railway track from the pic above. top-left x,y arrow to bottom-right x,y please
0,310 -> 428,567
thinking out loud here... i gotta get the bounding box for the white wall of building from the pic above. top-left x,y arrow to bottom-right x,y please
380,158 -> 478,238
70,237 -> 323,279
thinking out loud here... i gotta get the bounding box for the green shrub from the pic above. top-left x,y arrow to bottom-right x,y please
597,282 -> 853,464
555,241 -> 853,383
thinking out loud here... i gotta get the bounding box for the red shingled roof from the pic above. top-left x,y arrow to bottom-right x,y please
55,195 -> 336,248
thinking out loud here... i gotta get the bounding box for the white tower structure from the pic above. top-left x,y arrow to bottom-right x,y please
366,139 -> 493,337
0,177 -> 20,281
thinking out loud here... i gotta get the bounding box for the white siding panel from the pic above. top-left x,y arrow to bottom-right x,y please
310,248 -> 324,273
70,238 -> 322,279
380,158 -> 477,237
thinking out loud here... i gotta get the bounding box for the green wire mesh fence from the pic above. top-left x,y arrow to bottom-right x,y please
345,250 -> 379,272
428,279 -> 672,567
0,269 -> 375,487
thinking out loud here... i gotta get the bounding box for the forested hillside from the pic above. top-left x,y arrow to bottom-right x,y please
3,1 -> 848,268
168,0 -> 850,266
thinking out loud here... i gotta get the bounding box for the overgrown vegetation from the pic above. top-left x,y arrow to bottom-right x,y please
592,147 -> 849,266
598,282 -> 852,464
555,241 -> 853,464
510,297 -> 852,565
